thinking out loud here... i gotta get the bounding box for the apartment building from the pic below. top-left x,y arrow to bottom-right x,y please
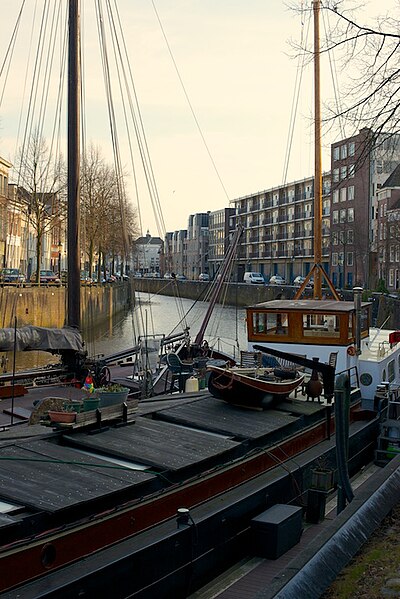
164,229 -> 187,276
208,207 -> 235,279
231,175 -> 331,283
185,213 -> 209,279
377,164 -> 400,290
330,129 -> 400,289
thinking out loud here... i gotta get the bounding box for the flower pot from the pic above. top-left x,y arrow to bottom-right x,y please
83,397 -> 100,412
63,400 -> 83,413
97,388 -> 129,408
48,410 -> 77,423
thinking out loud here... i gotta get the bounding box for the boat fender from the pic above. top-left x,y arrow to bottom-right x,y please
347,346 -> 356,356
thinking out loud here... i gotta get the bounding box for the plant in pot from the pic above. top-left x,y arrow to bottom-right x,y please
95,384 -> 130,408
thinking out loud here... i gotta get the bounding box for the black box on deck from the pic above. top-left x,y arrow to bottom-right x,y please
251,504 -> 303,559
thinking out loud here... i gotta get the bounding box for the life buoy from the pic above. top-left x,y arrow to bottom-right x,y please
347,346 -> 356,356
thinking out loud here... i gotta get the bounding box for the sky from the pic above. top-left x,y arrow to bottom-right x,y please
0,0 -> 397,236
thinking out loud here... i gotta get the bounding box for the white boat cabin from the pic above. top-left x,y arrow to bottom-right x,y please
246,299 -> 400,401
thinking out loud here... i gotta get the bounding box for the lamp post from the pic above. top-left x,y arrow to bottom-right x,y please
58,241 -> 62,277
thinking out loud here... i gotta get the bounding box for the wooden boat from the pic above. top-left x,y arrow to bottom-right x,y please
207,363 -> 304,407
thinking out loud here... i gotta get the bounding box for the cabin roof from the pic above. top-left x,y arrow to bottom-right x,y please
248,299 -> 371,313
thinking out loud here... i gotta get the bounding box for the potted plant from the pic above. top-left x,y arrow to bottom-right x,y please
95,384 -> 130,408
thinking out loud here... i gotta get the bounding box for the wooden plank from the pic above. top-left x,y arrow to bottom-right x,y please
0,439 -> 155,513
154,397 -> 299,441
65,417 -> 240,472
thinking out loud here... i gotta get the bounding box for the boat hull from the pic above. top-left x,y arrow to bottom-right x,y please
207,365 -> 304,407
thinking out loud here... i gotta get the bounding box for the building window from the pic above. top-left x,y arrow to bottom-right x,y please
347,185 -> 354,201
339,230 -> 345,244
333,168 -> 339,182
333,189 -> 339,203
390,245 -> 395,261
341,144 -> 348,159
347,229 -> 354,244
333,147 -> 340,160
340,166 -> 347,180
333,231 -> 338,245
340,188 -> 346,202
333,210 -> 339,224
389,269 -> 394,287
349,141 -> 355,156
340,209 -> 346,223
332,252 -> 338,266
347,252 -> 353,266
348,164 -> 355,178
396,246 -> 400,262
348,208 -> 354,222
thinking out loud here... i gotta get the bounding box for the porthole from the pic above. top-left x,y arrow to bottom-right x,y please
41,543 -> 56,568
360,372 -> 373,386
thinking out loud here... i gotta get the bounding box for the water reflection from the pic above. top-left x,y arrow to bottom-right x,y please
1,293 -> 248,373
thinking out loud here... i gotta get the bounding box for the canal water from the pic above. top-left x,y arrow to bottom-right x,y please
2,293 -> 248,373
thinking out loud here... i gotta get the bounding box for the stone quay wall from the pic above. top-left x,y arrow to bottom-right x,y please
0,283 -> 131,329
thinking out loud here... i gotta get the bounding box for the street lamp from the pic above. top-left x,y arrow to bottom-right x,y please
58,241 -> 62,277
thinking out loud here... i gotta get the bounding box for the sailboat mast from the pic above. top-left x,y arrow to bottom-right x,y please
67,0 -> 81,328
313,0 -> 322,299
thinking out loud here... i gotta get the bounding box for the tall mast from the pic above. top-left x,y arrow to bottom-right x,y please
313,0 -> 322,299
67,0 -> 81,328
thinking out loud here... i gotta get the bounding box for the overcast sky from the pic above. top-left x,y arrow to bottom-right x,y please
0,1 -> 397,235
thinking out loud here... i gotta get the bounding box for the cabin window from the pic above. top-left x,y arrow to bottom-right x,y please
252,312 -> 268,334
302,313 -> 340,338
252,312 -> 288,336
388,360 -> 395,383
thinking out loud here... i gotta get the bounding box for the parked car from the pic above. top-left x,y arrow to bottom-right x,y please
133,272 -> 142,278
175,274 -> 187,281
164,272 -> 173,279
0,268 -> 25,285
31,270 -> 61,286
243,272 -> 264,284
269,275 -> 286,285
293,275 -> 313,287
198,273 -> 210,281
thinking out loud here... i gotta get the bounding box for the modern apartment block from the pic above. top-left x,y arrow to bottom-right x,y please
164,229 -> 187,276
208,207 -> 235,279
185,212 -> 210,279
231,175 -> 332,283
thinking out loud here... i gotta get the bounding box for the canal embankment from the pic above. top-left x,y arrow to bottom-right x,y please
0,282 -> 132,329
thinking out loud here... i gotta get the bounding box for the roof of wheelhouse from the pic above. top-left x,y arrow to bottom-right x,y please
248,299 -> 371,313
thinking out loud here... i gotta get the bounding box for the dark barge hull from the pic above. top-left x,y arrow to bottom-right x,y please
0,393 -> 376,595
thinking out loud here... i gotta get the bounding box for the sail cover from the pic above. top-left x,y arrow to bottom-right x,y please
0,326 -> 84,353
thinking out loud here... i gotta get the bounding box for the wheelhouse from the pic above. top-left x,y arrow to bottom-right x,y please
247,299 -> 370,347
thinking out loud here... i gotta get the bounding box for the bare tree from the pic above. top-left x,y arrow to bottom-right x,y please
80,145 -> 138,278
13,128 -> 66,282
310,3 -> 399,151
